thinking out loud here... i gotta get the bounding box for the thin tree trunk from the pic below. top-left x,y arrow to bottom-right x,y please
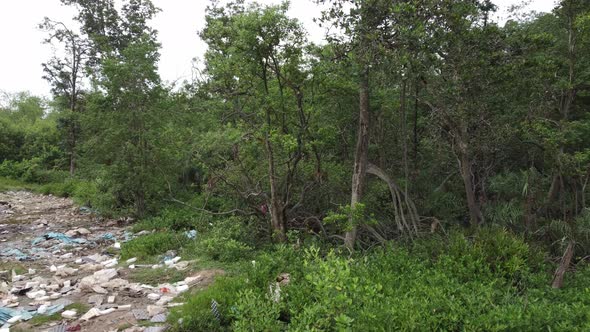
69,125 -> 76,176
345,66 -> 370,251
413,82 -> 419,169
552,241 -> 575,289
265,110 -> 286,242
457,141 -> 483,226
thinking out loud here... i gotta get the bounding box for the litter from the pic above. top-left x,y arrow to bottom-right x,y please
150,313 -> 167,323
32,232 -> 87,245
132,308 -> 150,320
61,310 -> 77,319
144,327 -> 168,332
100,233 -> 116,241
0,307 -> 34,325
185,229 -> 197,239
1,248 -> 29,261
80,308 -> 101,321
147,305 -> 165,317
44,304 -> 65,316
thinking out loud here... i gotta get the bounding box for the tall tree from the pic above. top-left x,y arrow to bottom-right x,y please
40,18 -> 90,175
201,2 -> 312,241
62,0 -> 166,216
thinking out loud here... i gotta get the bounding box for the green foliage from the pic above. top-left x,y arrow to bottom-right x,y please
169,228 -> 590,331
131,207 -> 207,233
170,276 -> 245,331
200,218 -> 254,262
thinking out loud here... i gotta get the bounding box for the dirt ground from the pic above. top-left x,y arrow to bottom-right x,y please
0,191 -> 222,332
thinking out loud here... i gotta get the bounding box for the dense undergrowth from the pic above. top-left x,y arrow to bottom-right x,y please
106,207 -> 590,331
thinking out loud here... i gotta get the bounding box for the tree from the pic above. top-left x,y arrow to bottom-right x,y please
40,18 -> 90,175
201,1 -> 313,241
62,0 -> 166,216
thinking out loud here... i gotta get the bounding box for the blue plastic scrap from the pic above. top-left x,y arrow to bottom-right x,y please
185,230 -> 197,240
0,307 -> 34,325
100,233 -> 116,241
123,231 -> 134,242
79,206 -> 98,214
32,232 -> 87,246
0,248 -> 29,261
44,304 -> 65,316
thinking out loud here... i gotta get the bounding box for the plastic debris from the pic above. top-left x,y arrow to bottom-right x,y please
1,248 -> 29,261
100,233 -> 116,241
185,229 -> 197,239
79,206 -> 97,214
0,307 -> 34,325
62,310 -> 77,319
44,304 -> 66,316
144,327 -> 167,332
80,308 -> 101,321
147,305 -> 166,317
132,308 -> 150,320
150,312 -> 167,323
211,299 -> 221,322
123,231 -> 134,242
47,324 -> 67,332
32,232 -> 87,245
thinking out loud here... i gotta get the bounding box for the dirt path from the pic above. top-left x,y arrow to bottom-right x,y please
0,191 -> 220,332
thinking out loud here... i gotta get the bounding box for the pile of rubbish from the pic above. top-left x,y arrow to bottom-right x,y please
1,248 -> 203,331
0,191 -> 207,332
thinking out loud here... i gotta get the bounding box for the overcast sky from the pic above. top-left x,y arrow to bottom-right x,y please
0,0 -> 557,98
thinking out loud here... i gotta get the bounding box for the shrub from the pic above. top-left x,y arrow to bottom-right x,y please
131,207 -> 207,233
169,276 -> 246,331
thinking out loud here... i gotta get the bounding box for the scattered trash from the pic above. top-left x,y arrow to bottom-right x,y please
48,324 -> 67,332
1,248 -> 29,261
144,327 -> 168,332
185,229 -> 197,239
80,308 -> 101,321
0,307 -> 33,325
66,324 -> 82,331
0,191 -> 202,331
61,309 -> 77,319
150,312 -> 168,323
100,233 -> 116,241
132,308 -> 150,321
211,299 -> 221,322
44,304 -> 66,316
79,206 -> 97,214
32,232 -> 87,246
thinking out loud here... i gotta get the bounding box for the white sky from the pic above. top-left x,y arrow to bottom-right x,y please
0,0 -> 557,97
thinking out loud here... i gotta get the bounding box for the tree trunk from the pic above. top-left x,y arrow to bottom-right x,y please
345,66 -> 370,251
552,241 -> 575,289
69,127 -> 76,176
457,141 -> 483,226
265,132 -> 286,242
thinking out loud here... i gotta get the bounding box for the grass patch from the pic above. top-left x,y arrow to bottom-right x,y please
121,232 -> 189,261
117,323 -> 133,331
127,266 -> 191,286
0,261 -> 28,275
0,177 -> 39,192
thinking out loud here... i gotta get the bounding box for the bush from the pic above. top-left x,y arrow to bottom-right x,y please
198,217 -> 256,262
131,207 -> 207,233
169,276 -> 246,331
173,228 -> 590,331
